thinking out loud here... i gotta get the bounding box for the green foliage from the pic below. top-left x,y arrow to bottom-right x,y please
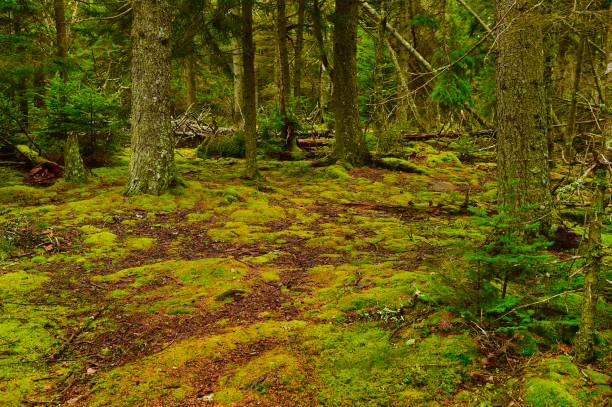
196,131 -> 246,159
463,207 -> 556,317
431,49 -> 475,109
37,75 -> 122,160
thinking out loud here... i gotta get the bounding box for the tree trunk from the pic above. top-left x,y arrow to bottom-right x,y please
54,0 -> 68,82
312,0 -> 332,122
54,0 -> 86,182
276,0 -> 298,153
64,133 -> 86,182
232,36 -> 244,128
293,0 -> 306,99
574,166 -> 608,362
495,0 -> 553,226
242,0 -> 259,179
185,52 -> 197,108
373,2 -> 388,151
126,0 -> 175,196
331,0 -> 370,165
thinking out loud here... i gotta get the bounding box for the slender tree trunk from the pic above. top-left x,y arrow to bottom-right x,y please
373,2 -> 387,151
331,0 -> 370,165
293,0 -> 306,99
54,0 -> 68,82
576,16 -> 612,363
276,0 -> 298,153
232,37 -> 244,128
575,165 -> 608,362
312,0 -> 332,122
566,36 -> 586,160
242,0 -> 259,179
185,52 -> 197,108
126,0 -> 175,195
54,0 -> 86,182
495,0 -> 553,226
395,0 -> 411,127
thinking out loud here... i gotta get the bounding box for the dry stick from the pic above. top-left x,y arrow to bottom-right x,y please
495,289 -> 582,322
361,1 -> 432,71
455,0 -> 493,35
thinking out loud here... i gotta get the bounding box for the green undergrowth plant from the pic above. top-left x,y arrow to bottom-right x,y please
458,207 -> 586,355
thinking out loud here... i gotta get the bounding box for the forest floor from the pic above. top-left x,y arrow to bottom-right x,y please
0,143 -> 610,406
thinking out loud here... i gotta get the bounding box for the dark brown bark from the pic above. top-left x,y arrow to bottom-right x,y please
331,0 -> 370,165
126,0 -> 175,195
495,0 -> 553,225
242,0 -> 259,179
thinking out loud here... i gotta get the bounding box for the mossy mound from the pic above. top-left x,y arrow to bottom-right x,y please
522,356 -> 611,407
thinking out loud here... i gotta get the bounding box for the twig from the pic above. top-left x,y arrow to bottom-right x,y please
495,289 -> 582,321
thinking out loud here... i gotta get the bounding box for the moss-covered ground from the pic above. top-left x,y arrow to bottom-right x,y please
0,146 -> 609,406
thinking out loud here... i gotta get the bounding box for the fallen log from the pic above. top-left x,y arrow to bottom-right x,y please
402,129 -> 495,141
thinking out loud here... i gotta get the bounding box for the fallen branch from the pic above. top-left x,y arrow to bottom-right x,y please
402,129 -> 495,140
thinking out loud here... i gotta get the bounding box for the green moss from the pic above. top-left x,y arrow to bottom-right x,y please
30,255 -> 47,264
322,165 -> 351,180
427,151 -> 461,167
216,349 -> 304,402
228,200 -> 286,224
94,258 -> 250,313
243,251 -> 284,264
301,324 -> 476,405
88,320 -> 307,406
84,231 -> 118,246
524,378 -> 577,407
125,237 -> 156,250
380,157 -> 427,174
0,269 -> 49,293
0,185 -> 56,205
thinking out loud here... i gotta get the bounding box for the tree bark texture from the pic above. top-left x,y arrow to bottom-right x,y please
242,0 -> 259,179
331,0 -> 370,165
55,0 -> 86,182
276,0 -> 297,152
126,0 -> 175,195
232,37 -> 244,128
293,0 -> 306,99
495,0 -> 553,225
575,165 -> 608,362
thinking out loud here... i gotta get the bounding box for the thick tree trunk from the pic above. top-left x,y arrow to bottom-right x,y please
242,0 -> 259,179
293,0 -> 306,99
276,0 -> 298,153
54,0 -> 86,182
126,0 -> 175,196
232,37 -> 244,128
495,0 -> 553,226
331,0 -> 370,165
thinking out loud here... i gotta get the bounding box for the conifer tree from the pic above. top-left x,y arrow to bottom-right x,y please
331,0 -> 370,165
126,0 -> 175,195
